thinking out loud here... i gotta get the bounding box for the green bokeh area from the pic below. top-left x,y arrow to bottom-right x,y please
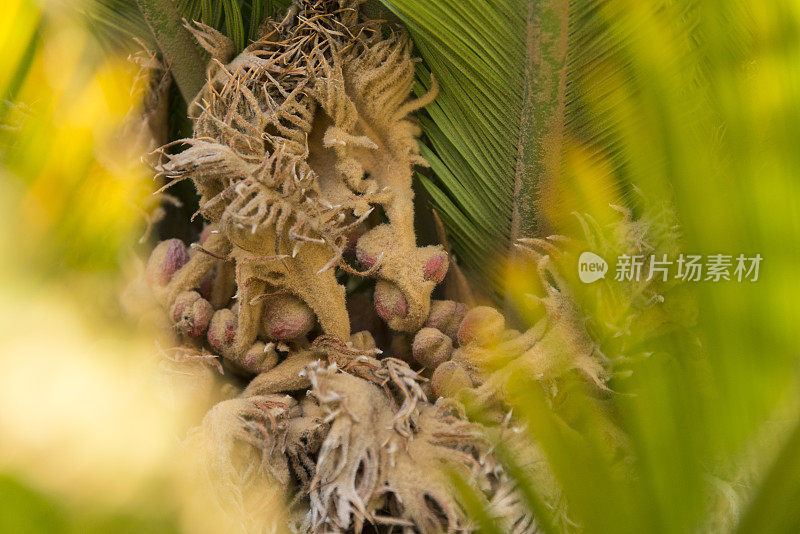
0,474 -> 178,534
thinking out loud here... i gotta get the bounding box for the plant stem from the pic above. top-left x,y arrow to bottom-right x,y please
135,0 -> 207,103
511,0 -> 570,243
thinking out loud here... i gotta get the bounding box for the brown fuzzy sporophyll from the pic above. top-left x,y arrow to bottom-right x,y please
143,1 -> 594,532
155,0 -> 443,347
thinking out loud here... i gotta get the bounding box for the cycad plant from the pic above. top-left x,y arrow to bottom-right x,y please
8,0 -> 799,532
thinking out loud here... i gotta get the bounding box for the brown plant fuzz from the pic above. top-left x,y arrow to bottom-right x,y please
150,0 -> 443,365
138,1 -> 574,532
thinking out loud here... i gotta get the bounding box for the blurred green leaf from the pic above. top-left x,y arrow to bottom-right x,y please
736,416 -> 800,534
0,475 -> 179,534
379,0 -> 800,532
450,471 -> 505,534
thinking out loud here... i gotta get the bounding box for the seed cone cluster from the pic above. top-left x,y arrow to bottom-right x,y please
154,0 -> 445,349
138,0 -> 686,530
143,1 -> 543,532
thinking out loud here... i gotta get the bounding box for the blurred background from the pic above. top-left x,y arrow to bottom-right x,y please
1,0 -> 799,533
0,0 -> 186,531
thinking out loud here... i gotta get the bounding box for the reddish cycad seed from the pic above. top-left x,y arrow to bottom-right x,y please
170,291 -> 198,323
412,327 -> 453,369
422,252 -> 448,284
374,280 -> 409,320
431,360 -> 473,399
262,294 -> 316,340
171,291 -> 213,337
146,238 -> 189,286
355,226 -> 447,332
425,300 -> 468,339
356,249 -> 378,269
457,306 -> 506,346
186,300 -> 213,338
208,308 -> 237,351
344,229 -> 363,259
242,342 -> 280,374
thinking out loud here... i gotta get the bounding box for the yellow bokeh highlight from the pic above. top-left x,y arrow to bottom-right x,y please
3,1 -> 154,272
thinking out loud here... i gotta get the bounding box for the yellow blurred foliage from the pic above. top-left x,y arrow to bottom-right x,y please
0,4 -> 292,531
0,1 -> 196,531
2,0 -> 154,273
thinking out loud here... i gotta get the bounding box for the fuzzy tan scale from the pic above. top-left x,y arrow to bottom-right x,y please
302,360 -> 528,533
184,395 -> 297,531
151,0 -> 443,376
140,1 -> 551,532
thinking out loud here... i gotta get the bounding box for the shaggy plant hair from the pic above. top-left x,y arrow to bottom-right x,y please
141,0 -> 638,532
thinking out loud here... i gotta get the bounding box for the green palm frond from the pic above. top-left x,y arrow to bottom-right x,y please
0,14 -> 40,115
379,0 -> 632,297
79,0 -> 153,49
81,1 -> 292,56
